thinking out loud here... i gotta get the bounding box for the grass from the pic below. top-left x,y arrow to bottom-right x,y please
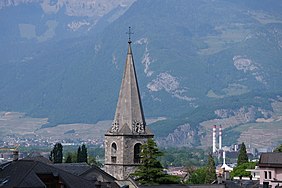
198,24 -> 250,55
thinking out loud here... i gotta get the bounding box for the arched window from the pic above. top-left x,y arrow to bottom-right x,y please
134,143 -> 142,163
111,143 -> 117,163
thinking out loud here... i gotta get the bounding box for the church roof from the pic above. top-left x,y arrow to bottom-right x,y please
106,39 -> 153,136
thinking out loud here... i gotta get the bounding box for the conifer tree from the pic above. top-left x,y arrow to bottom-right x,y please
65,153 -> 72,163
77,144 -> 88,163
81,144 -> 88,163
77,146 -> 82,162
133,138 -> 180,185
205,153 -> 216,183
133,138 -> 164,184
237,142 -> 248,166
50,143 -> 63,163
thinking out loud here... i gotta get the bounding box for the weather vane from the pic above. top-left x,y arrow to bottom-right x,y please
126,26 -> 134,43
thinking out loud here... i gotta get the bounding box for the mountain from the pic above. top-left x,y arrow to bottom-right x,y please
0,0 -> 135,124
0,0 -> 282,147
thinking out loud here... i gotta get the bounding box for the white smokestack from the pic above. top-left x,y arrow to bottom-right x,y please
213,125 -> 216,153
219,125 -> 222,150
223,150 -> 226,165
234,144 -> 238,151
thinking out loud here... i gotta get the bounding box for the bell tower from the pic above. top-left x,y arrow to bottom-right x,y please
104,29 -> 154,180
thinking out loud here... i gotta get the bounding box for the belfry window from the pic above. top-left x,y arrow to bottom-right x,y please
134,143 -> 142,163
111,143 -> 117,163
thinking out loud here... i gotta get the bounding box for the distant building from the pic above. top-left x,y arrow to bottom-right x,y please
104,34 -> 154,180
0,153 -> 127,187
54,163 -> 120,187
245,166 -> 260,180
218,151 -> 233,181
258,152 -> 282,187
0,158 -> 98,187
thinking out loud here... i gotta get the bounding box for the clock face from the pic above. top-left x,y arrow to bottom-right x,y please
132,120 -> 144,133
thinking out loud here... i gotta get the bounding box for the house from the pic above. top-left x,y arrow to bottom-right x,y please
0,159 -> 97,188
0,155 -> 123,188
245,166 -> 260,180
54,163 -> 121,188
258,152 -> 282,187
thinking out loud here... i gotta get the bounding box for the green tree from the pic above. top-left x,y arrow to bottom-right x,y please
133,138 -> 179,185
274,144 -> 282,152
205,154 -> 216,183
187,167 -> 207,184
65,153 -> 72,163
50,143 -> 63,163
185,165 -> 197,180
237,142 -> 248,166
231,162 -> 256,178
77,144 -> 88,163
77,146 -> 81,162
186,154 -> 216,184
66,151 -> 77,163
81,144 -> 88,163
88,155 -> 102,167
160,147 -> 206,167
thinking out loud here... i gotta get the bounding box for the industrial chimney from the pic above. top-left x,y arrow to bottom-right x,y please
219,125 -> 222,150
223,150 -> 226,165
213,125 -> 217,153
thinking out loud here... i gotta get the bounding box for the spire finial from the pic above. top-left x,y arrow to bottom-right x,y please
126,26 -> 134,43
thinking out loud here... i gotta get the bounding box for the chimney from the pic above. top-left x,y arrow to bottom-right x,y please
219,125 -> 222,150
234,144 -> 238,151
213,125 -> 216,153
223,150 -> 226,165
12,150 -> 19,161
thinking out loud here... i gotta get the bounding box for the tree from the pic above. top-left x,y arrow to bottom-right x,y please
237,142 -> 248,166
77,146 -> 81,162
88,155 -> 102,167
205,153 -> 216,183
132,138 -> 179,185
81,144 -> 88,163
186,154 -> 216,184
133,138 -> 164,185
231,162 -> 256,178
274,144 -> 282,152
65,153 -> 72,163
50,143 -> 63,163
187,167 -> 207,184
185,165 -> 197,181
77,144 -> 88,163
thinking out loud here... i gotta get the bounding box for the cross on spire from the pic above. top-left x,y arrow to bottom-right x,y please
126,26 -> 134,43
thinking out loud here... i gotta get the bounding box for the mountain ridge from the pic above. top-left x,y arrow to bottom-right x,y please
0,0 -> 282,147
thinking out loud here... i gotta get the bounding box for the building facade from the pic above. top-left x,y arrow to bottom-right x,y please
104,38 -> 153,180
258,152 -> 282,187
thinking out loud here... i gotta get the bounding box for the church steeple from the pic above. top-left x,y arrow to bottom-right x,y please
104,29 -> 154,180
108,33 -> 150,135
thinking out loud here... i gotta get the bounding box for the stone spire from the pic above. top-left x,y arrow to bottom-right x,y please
104,32 -> 154,180
108,39 -> 149,135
